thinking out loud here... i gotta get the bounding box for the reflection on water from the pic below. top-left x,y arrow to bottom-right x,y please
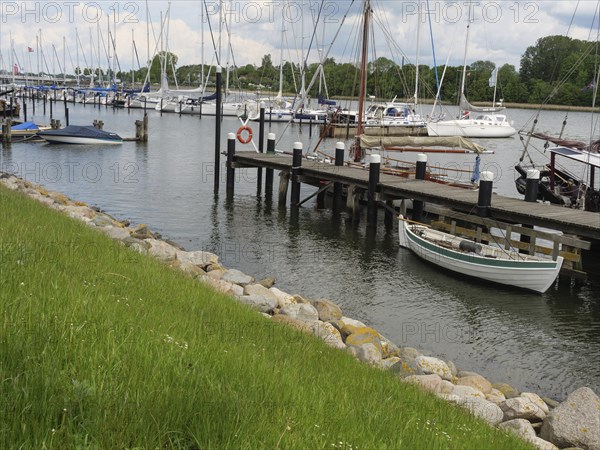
1,103 -> 598,399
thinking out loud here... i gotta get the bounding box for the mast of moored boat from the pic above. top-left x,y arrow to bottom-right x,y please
354,0 -> 371,162
458,2 -> 473,110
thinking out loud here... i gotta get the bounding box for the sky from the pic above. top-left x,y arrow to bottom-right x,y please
0,1 -> 598,75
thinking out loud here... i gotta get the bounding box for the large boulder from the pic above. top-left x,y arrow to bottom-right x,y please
389,356 -> 424,378
311,299 -> 343,322
348,342 -> 382,366
486,388 -> 507,405
222,269 -> 254,286
415,356 -> 453,381
239,294 -> 278,314
403,374 -> 443,394
147,239 -> 178,262
540,387 -> 600,450
498,419 -> 537,442
457,374 -> 492,395
452,384 -> 486,400
457,397 -> 504,425
269,287 -> 296,309
177,250 -> 219,269
493,382 -> 521,399
312,321 -> 345,349
279,304 -> 319,323
500,396 -> 547,422
243,284 -> 279,303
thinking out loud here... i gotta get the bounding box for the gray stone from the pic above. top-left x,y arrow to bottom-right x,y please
279,304 -> 319,323
243,284 -> 279,303
542,396 -> 561,410
100,226 -> 131,240
197,275 -> 234,294
457,396 -> 504,425
404,374 -> 443,393
452,384 -> 486,400
500,396 -> 547,422
92,214 -> 115,227
340,316 -> 367,329
389,356 -> 424,378
312,321 -> 345,349
498,419 -> 537,442
147,239 -> 178,262
486,388 -> 507,405
493,382 -> 521,399
381,356 -> 401,370
457,370 -> 483,378
206,269 -> 226,281
271,315 -> 312,334
229,284 -> 244,297
398,347 -> 422,360
239,294 -> 277,314
415,355 -> 453,381
440,380 -> 455,395
380,337 -> 401,359
269,287 -> 296,309
311,299 -> 343,322
178,250 -> 219,269
222,269 -> 254,286
348,343 -> 382,366
457,374 -> 493,395
530,437 -> 559,450
258,277 -> 276,288
540,387 -> 600,450
447,360 -> 458,378
521,392 -> 550,415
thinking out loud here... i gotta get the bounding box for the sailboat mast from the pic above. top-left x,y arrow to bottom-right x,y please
414,3 -> 421,112
459,2 -> 473,105
277,7 -> 285,99
356,0 -> 371,143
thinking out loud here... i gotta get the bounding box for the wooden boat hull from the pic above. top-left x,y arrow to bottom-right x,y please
398,216 -> 563,293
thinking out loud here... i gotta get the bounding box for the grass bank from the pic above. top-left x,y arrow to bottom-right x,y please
0,185 -> 533,449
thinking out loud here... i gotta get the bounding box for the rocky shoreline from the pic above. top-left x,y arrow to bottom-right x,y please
2,172 -> 599,450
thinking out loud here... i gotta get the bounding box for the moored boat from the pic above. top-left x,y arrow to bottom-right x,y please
398,215 -> 563,293
38,125 -> 123,145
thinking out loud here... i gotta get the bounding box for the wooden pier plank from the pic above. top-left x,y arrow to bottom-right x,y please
232,152 -> 600,240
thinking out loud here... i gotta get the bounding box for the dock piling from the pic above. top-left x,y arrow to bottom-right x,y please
413,153 -> 427,221
265,133 -> 276,195
525,169 -> 540,203
257,102 -> 265,195
367,154 -> 381,228
477,171 -> 494,217
23,102 -> 27,122
214,65 -> 223,194
291,142 -> 303,207
226,133 -> 236,196
333,142 -> 345,213
279,172 -> 290,206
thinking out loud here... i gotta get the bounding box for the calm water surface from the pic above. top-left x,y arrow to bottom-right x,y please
1,102 -> 598,400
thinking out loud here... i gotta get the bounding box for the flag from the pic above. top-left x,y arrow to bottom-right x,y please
12,64 -> 19,75
582,81 -> 596,92
488,68 -> 498,88
27,47 -> 34,52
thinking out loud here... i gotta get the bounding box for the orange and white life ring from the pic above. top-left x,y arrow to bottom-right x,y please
236,125 -> 253,144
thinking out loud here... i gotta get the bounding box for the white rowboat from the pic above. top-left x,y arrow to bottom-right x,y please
398,216 -> 563,293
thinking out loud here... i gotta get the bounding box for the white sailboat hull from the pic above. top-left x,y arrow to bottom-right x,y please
427,119 -> 516,138
398,217 -> 563,293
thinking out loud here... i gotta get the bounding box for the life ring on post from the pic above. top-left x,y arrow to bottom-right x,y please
237,125 -> 253,144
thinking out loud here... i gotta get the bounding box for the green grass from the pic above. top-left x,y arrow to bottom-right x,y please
0,185 -> 534,449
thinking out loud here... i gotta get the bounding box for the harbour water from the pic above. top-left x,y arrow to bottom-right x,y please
1,101 -> 598,400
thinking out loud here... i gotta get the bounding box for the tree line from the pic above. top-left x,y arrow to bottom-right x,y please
116,35 -> 597,107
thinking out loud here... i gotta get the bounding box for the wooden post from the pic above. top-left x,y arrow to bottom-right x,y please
265,133 -> 276,195
43,94 -> 46,115
413,153 -> 427,221
291,142 -> 303,207
333,142 -> 345,214
278,172 -> 290,206
49,97 -> 53,119
65,106 -> 69,126
347,185 -> 361,224
226,132 -> 236,196
477,171 -> 494,218
143,113 -> 148,141
384,200 -> 394,230
367,154 -> 381,228
23,102 -> 27,122
257,102 -> 265,195
521,169 -> 540,253
135,120 -> 143,141
214,65 -> 222,194
2,119 -> 12,143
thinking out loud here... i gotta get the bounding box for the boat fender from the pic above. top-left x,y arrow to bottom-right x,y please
459,240 -> 482,254
237,125 -> 253,144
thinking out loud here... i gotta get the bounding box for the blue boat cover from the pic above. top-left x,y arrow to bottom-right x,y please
39,125 -> 122,140
318,96 -> 336,106
12,121 -> 39,131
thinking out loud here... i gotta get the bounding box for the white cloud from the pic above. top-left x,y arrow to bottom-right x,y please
0,1 -> 594,74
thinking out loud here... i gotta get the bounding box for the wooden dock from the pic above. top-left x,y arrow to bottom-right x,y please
233,152 -> 600,242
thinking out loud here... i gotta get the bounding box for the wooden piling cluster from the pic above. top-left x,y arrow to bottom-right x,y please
224,149 -> 599,277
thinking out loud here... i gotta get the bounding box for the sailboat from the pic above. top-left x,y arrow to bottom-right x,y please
426,5 -> 516,138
